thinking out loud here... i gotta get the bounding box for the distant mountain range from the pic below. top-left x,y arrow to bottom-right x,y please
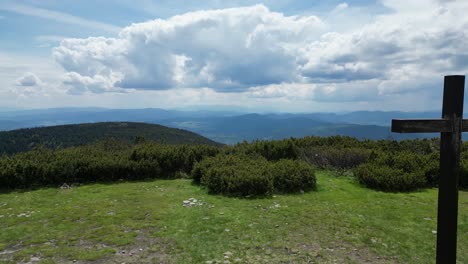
0,108 -> 445,144
0,122 -> 220,154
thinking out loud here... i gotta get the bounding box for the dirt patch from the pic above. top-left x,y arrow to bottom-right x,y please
279,240 -> 399,264
0,244 -> 23,263
84,230 -> 178,264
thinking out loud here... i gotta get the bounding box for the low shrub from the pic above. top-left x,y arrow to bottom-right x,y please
355,152 -> 429,192
130,143 -> 220,178
0,141 -> 220,190
271,159 -> 316,193
193,154 -> 317,196
231,139 -> 300,161
300,147 -> 370,169
197,154 -> 273,196
355,164 -> 426,192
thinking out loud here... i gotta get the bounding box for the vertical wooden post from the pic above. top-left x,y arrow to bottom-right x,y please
436,75 -> 465,263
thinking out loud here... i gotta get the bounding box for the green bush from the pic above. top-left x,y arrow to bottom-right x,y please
193,154 -> 317,196
197,154 -> 273,196
0,140 -> 220,190
355,164 -> 426,192
231,139 -> 299,161
355,152 -> 429,192
300,147 -> 370,169
271,159 -> 316,193
130,143 -> 219,178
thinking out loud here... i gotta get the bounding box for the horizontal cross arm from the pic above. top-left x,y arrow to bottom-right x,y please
392,119 -> 452,133
392,119 -> 468,133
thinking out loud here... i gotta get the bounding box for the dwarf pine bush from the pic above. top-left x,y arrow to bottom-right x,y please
193,154 -> 316,196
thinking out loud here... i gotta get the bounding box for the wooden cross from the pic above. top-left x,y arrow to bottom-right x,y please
391,75 -> 466,263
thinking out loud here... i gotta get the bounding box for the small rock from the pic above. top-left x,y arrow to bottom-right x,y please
432,230 -> 437,234
139,248 -> 143,251
234,258 -> 242,263
224,229 -> 230,232
424,217 -> 431,221
224,251 -> 233,256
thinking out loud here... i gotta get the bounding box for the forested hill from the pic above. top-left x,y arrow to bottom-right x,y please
0,122 -> 221,154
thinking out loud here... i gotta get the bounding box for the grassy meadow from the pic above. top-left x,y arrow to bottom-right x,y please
0,171 -> 466,264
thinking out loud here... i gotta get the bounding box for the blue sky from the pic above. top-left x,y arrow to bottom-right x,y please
0,0 -> 467,112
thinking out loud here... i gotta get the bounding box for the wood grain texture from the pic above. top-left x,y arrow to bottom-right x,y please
391,119 -> 453,133
436,75 -> 465,264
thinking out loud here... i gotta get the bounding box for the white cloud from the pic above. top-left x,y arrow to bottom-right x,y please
15,72 -> 43,86
248,83 -> 315,99
38,1 -> 468,110
53,4 -> 325,92
0,52 -> 65,103
63,72 -> 125,94
332,2 -> 349,13
0,4 -> 120,33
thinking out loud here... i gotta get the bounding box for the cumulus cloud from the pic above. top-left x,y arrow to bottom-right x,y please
53,4 -> 325,93
62,72 -> 125,94
51,1 -> 468,105
15,72 -> 43,86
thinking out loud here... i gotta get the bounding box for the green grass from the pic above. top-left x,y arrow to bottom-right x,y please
0,171 -> 467,263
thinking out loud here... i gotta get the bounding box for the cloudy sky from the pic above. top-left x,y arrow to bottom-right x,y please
0,0 -> 467,112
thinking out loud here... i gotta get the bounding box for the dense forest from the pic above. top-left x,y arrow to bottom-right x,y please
0,134 -> 466,195
0,122 -> 221,154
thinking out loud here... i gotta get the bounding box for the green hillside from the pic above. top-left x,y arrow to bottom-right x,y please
0,122 -> 221,154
